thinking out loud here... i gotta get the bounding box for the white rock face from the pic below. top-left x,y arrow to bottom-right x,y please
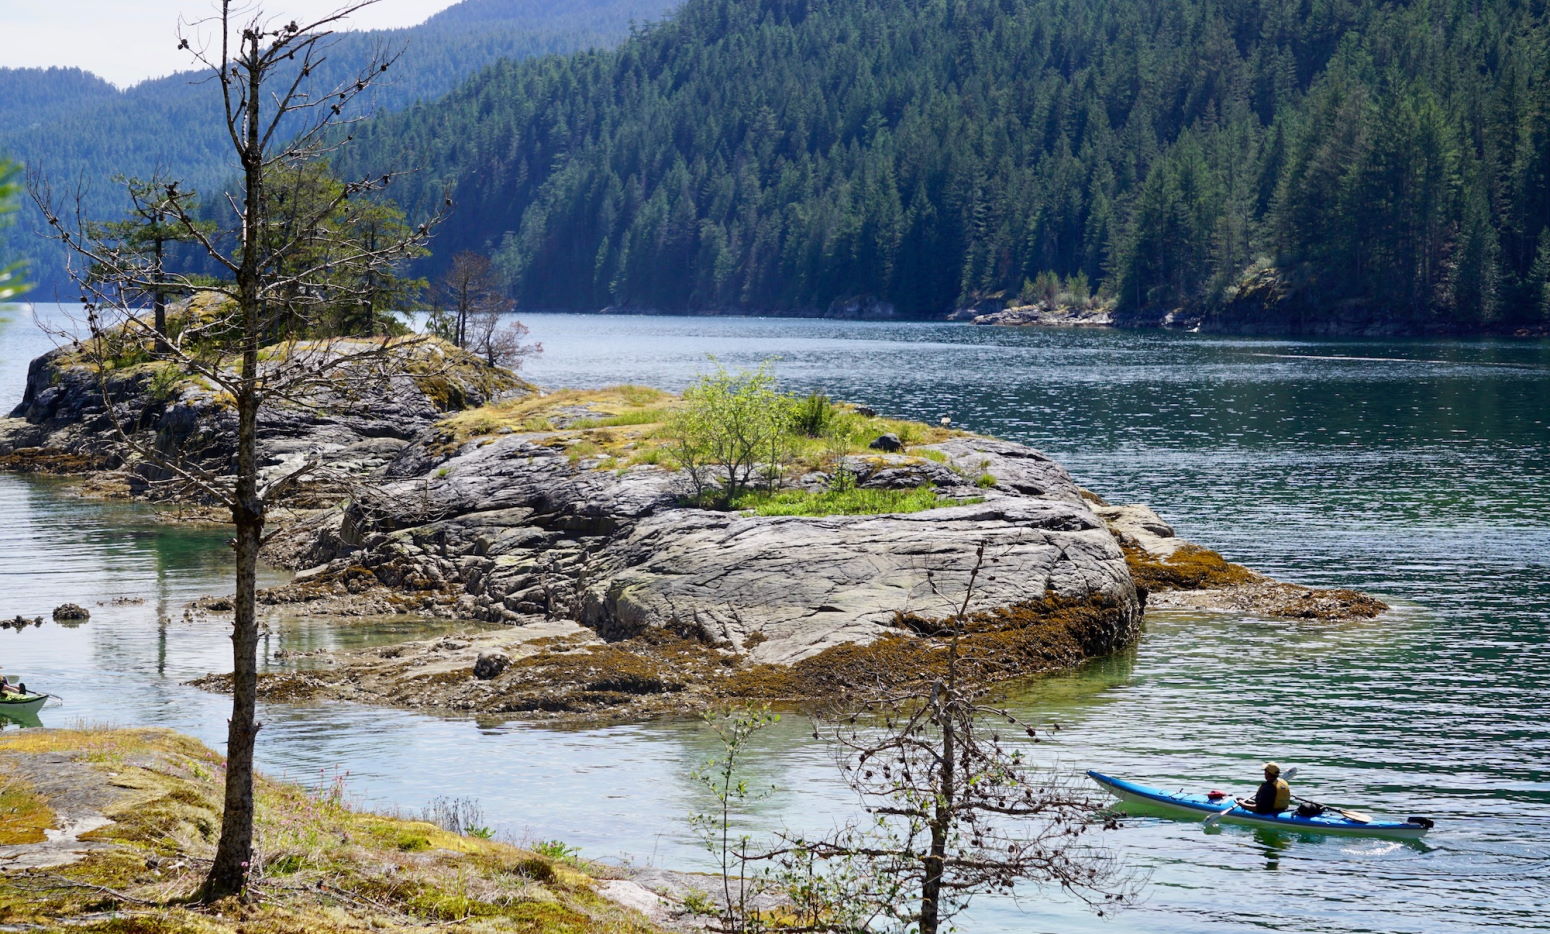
600,498 -> 1132,664
596,880 -> 666,915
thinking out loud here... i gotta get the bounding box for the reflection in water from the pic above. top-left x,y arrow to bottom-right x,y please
0,708 -> 43,730
0,307 -> 1547,933
1253,828 -> 1293,869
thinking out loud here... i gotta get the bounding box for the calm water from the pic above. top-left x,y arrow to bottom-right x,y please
1,304 -> 1547,932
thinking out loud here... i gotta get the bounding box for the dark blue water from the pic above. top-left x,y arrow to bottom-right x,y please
2,304 -> 1547,932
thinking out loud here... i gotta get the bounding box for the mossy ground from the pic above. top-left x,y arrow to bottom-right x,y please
0,773 -> 55,845
729,486 -> 981,516
0,728 -> 664,933
438,385 -> 963,489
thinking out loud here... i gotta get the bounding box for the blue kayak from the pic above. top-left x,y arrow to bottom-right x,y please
1088,770 -> 1433,839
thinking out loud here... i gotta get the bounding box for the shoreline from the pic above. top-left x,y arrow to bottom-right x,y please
176,500 -> 1385,725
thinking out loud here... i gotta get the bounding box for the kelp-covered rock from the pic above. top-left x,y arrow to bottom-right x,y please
1097,503 -> 1388,619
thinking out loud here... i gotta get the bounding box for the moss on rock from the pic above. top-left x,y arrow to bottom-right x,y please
0,774 -> 56,845
723,591 -> 1136,699
1121,542 -> 1263,591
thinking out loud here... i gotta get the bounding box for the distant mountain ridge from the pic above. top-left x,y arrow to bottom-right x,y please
0,0 -> 681,297
336,0 -> 1550,335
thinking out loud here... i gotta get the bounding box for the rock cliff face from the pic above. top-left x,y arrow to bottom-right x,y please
286,429 -> 1143,673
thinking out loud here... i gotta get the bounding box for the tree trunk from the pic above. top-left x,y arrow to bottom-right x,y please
202,482 -> 264,898
920,681 -> 955,934
202,291 -> 265,899
153,235 -> 167,341
202,24 -> 266,899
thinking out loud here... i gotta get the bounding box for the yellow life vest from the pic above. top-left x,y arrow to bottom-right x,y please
1273,778 -> 1291,811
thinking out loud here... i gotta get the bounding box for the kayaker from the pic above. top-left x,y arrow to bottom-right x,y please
1238,762 -> 1292,814
0,676 -> 20,696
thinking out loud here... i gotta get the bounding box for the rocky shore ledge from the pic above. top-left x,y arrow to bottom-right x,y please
0,340 -> 1387,722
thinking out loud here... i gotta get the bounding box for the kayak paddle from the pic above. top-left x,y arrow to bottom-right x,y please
1202,766 -> 1299,828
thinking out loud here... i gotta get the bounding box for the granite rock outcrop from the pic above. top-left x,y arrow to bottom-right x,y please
281,429 -> 1145,673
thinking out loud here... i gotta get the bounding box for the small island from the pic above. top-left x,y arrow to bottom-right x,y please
0,321 -> 1386,723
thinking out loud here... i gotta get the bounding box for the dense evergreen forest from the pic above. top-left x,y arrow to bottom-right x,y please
340,0 -> 1550,334
0,0 -> 682,298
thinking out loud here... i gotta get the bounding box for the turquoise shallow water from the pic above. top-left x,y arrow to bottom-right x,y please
1,304 -> 1547,931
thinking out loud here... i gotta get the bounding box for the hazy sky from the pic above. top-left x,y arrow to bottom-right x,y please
0,1 -> 462,88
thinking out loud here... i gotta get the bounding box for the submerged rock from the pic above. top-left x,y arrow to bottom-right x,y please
51,603 -> 90,622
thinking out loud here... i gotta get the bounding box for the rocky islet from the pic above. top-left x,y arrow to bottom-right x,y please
0,325 -> 1387,720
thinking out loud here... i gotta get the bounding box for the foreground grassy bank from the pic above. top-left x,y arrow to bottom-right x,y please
0,728 -> 666,933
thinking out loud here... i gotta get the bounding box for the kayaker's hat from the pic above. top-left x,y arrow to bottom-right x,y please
1263,762 -> 1281,776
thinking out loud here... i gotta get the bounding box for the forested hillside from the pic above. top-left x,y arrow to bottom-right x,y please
346,0 -> 1550,334
0,0 -> 681,298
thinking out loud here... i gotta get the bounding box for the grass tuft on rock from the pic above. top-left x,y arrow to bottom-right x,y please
436,382 -> 966,488
732,486 -> 982,517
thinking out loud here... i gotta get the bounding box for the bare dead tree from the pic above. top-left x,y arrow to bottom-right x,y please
32,1 -> 437,901
781,544 -> 1139,933
466,307 -> 541,369
428,251 -> 540,368
430,250 -> 505,349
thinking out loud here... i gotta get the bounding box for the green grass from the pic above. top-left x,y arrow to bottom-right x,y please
568,405 -> 676,429
734,486 -> 982,517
